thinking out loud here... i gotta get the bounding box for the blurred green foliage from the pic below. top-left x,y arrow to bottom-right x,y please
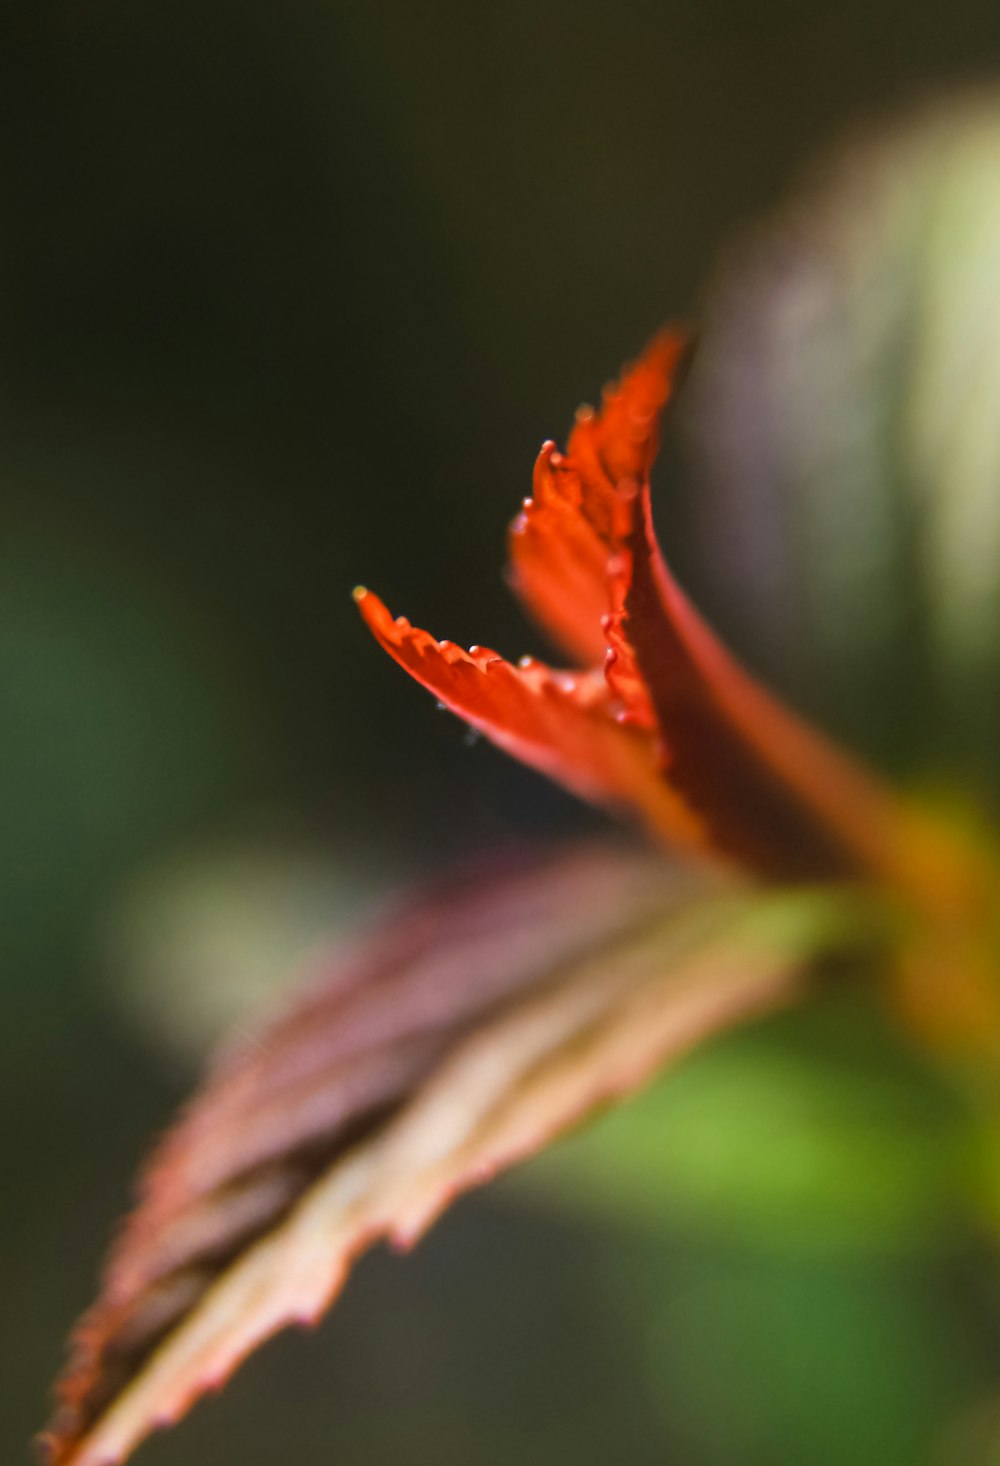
6,4 -> 1000,1465
519,989 -> 973,1255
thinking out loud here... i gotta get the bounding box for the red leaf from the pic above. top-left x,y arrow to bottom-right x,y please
355,588 -> 707,852
507,331 -> 686,664
42,843 -> 816,1466
361,332 -> 906,883
609,481 -> 905,880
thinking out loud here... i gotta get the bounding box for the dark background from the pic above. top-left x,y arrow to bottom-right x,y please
4,4 -> 1000,1464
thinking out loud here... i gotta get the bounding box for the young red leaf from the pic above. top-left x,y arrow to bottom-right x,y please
354,589 -> 707,852
43,842 -> 826,1466
608,480 -> 906,881
361,333 -> 909,885
507,330 -> 687,665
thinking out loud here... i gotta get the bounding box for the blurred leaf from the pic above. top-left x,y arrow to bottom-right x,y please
675,91 -> 1000,793
44,846 -> 839,1466
517,988 -> 973,1256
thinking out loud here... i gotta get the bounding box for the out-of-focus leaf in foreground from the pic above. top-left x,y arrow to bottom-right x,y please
45,844 -> 843,1466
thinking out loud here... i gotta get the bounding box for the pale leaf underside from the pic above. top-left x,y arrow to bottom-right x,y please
44,842 -> 818,1466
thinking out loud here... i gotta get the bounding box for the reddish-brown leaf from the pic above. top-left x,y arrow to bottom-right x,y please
609,481 -> 907,880
43,842 -> 817,1466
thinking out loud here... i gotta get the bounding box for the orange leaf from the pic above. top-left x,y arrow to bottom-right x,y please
43,843 -> 815,1466
507,330 -> 686,664
355,588 -> 707,852
362,331 -> 908,884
